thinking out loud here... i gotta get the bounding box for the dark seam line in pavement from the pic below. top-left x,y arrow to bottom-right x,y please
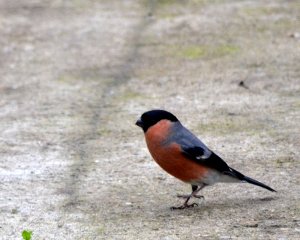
63,0 -> 157,210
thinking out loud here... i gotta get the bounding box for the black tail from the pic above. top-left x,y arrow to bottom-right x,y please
243,175 -> 276,192
228,167 -> 276,192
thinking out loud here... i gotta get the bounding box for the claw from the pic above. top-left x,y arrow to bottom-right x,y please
177,194 -> 205,200
176,194 -> 190,199
194,195 -> 205,200
172,184 -> 206,210
170,202 -> 198,210
188,203 -> 198,208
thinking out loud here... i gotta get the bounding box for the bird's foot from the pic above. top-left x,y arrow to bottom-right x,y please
194,195 -> 205,200
177,194 -> 205,200
170,202 -> 198,210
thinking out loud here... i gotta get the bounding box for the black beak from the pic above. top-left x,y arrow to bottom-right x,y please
135,118 -> 143,128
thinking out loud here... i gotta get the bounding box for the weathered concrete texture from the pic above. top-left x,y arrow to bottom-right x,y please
0,0 -> 299,239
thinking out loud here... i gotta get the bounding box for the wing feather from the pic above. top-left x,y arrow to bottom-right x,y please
171,123 -> 230,173
181,146 -> 230,173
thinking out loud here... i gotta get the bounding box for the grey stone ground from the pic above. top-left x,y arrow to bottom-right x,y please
0,0 -> 299,239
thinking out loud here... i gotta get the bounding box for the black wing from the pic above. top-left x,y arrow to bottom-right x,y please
171,123 -> 231,173
181,146 -> 231,173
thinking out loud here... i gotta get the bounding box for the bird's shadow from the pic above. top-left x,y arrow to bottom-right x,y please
159,195 -> 279,216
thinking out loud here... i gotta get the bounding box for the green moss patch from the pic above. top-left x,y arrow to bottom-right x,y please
169,44 -> 240,60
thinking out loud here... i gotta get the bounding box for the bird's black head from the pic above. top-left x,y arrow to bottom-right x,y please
135,109 -> 179,132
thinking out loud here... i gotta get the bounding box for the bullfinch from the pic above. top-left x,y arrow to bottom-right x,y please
136,110 -> 276,210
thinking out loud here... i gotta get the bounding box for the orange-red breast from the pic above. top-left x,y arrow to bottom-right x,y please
136,110 -> 276,209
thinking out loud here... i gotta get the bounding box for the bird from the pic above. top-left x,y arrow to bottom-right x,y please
135,109 -> 276,210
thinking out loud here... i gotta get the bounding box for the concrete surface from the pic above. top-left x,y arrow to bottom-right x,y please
0,0 -> 299,239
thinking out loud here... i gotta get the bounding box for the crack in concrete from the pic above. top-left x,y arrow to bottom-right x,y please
63,0 -> 158,210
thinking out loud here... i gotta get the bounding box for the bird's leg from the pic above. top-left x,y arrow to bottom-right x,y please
171,184 -> 206,210
191,184 -> 205,199
176,185 -> 205,200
